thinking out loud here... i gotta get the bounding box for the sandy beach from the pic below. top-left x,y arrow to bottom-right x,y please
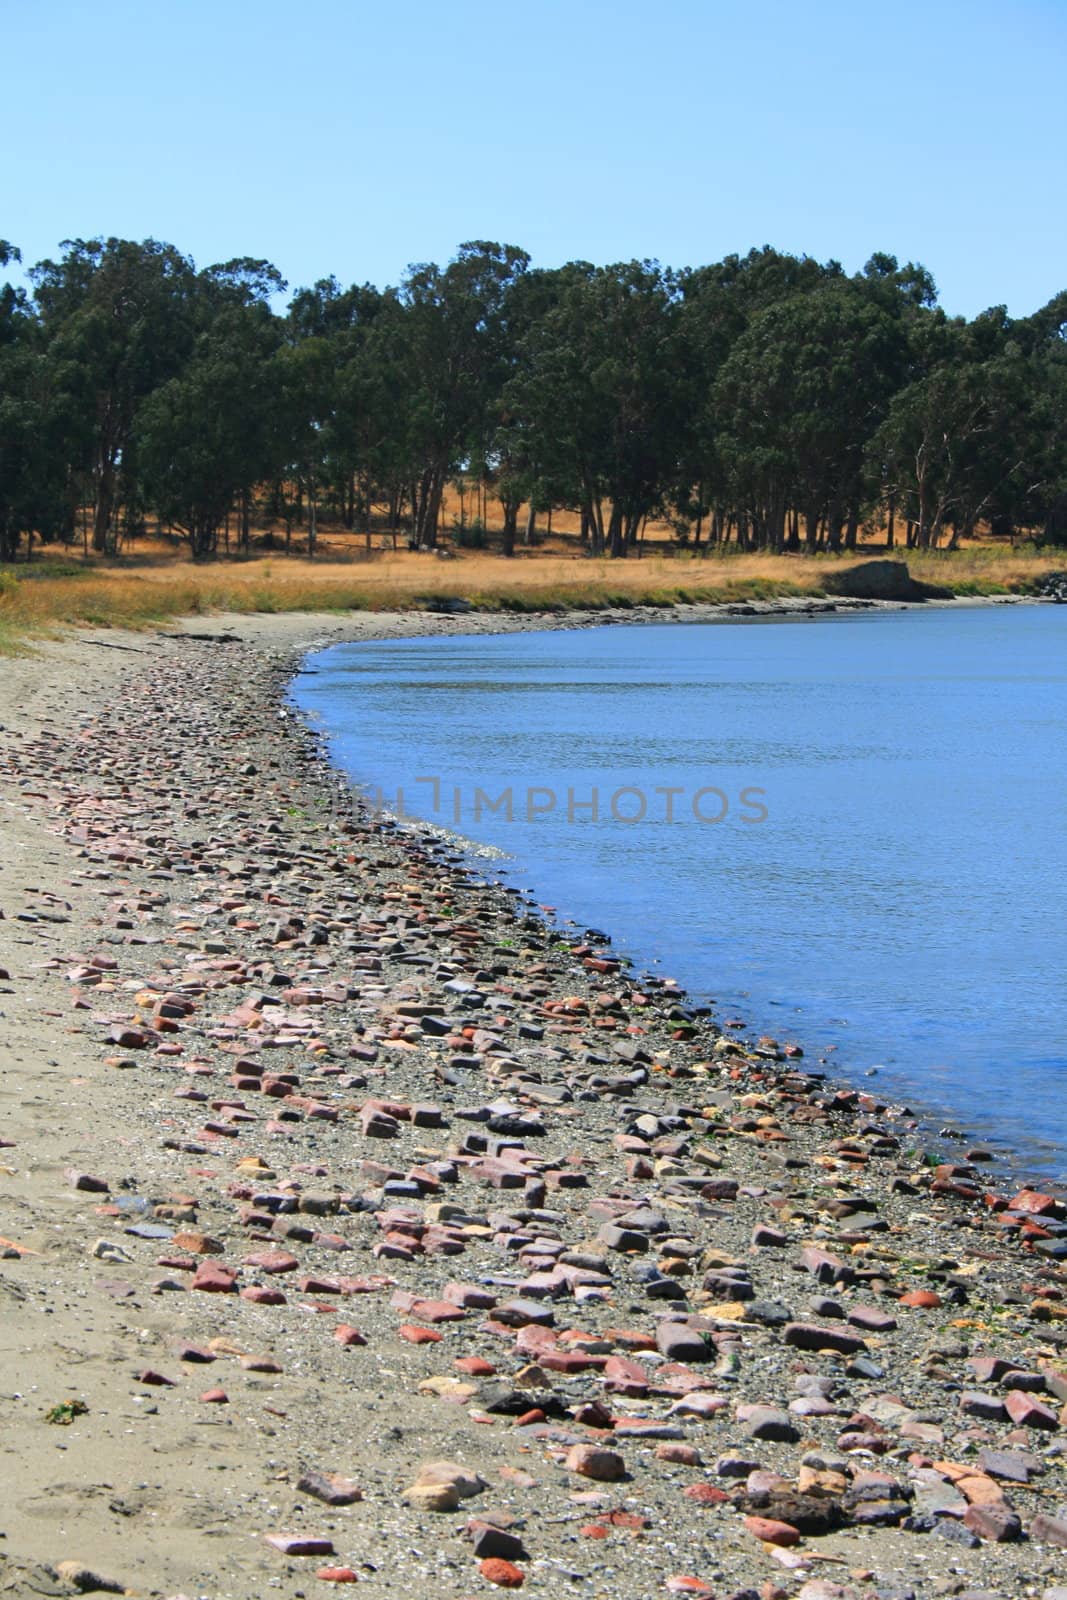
1,607 -> 1065,1600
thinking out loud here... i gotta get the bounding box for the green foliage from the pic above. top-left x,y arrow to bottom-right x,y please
712,282 -> 907,549
452,517 -> 488,548
0,235 -> 1064,561
135,302 -> 285,556
28,238 -> 202,553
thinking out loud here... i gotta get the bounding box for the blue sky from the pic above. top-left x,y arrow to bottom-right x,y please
4,0 -> 1064,318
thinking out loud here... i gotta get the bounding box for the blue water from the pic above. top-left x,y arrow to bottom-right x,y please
292,607 -> 1067,1178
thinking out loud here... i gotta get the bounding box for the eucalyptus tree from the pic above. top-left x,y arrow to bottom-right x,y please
674,248 -> 847,543
31,238 -> 200,551
383,242 -> 530,549
474,263 -> 570,553
869,316 -> 1005,550
712,281 -> 906,550
0,240 -> 25,341
505,260 -> 683,556
0,242 -> 35,555
1009,292 -> 1067,543
200,257 -> 287,310
272,332 -> 335,555
196,258 -> 288,544
0,242 -> 89,558
4,228 -> 1063,563
135,301 -> 285,557
870,300 -> 1067,551
286,278 -> 397,536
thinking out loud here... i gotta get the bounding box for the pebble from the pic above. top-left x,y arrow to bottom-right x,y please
3,628 -> 1064,1600
743,1515 -> 800,1546
479,1557 -> 525,1587
405,1460 -> 487,1503
263,1534 -> 336,1555
1031,1512 -> 1067,1547
55,1564 -> 124,1593
565,1444 -> 626,1481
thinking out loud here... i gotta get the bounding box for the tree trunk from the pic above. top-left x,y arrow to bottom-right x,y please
826,501 -> 842,553
414,469 -> 443,549
190,516 -> 214,559
608,501 -> 625,558
500,495 -> 519,556
426,476 -> 442,549
845,508 -> 859,551
523,503 -> 536,547
92,456 -> 115,554
589,494 -> 605,556
805,505 -> 820,550
916,479 -> 933,548
361,474 -> 373,551
770,497 -> 787,553
1041,496 -> 1067,544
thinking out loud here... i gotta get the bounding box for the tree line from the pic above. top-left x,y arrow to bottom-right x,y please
1,235 -> 1065,563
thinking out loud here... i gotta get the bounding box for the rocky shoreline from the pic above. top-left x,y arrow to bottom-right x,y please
0,611 -> 1065,1600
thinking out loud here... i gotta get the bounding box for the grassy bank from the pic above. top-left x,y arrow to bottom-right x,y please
0,544 -> 1060,652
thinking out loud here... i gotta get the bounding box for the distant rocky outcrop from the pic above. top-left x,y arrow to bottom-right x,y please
1035,569 -> 1067,601
824,559 -> 952,602
419,595 -> 473,613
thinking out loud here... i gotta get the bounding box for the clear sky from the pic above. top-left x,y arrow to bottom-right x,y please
4,0 -> 1064,319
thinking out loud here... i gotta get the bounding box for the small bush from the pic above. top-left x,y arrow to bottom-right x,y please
452,518 -> 488,550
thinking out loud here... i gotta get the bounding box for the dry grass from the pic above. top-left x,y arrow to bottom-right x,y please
0,543 -> 1061,654
904,545 -> 1063,594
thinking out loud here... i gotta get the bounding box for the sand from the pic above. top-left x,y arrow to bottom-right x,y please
0,606 -> 1063,1600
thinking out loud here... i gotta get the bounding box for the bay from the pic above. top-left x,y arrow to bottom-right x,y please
292,605 -> 1067,1177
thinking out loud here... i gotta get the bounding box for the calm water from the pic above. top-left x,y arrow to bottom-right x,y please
292,607 -> 1067,1178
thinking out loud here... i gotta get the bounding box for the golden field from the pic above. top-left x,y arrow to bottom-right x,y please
0,535 -> 1062,653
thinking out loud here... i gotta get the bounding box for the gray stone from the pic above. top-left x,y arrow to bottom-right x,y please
740,1404 -> 798,1443
784,1321 -> 865,1355
598,1223 -> 649,1253
1031,1512 -> 1067,1548
655,1320 -> 711,1363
